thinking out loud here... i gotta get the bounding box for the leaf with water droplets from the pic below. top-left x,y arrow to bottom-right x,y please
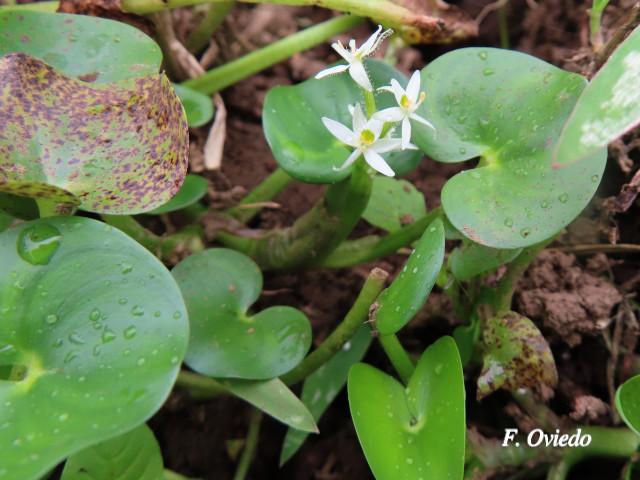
412,48 -> 606,248
148,174 -> 208,215
362,176 -> 427,232
616,375 -> 640,436
0,53 -> 188,214
172,248 -> 312,379
0,217 -> 188,480
372,218 -> 444,335
554,25 -> 640,166
348,337 -> 465,480
448,241 -> 521,281
61,424 -> 164,480
477,311 -> 557,399
263,60 -> 422,184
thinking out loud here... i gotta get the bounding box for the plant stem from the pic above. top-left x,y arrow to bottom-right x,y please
180,15 -> 364,94
363,89 -> 377,117
318,209 -> 441,268
232,409 -> 263,480
498,2 -> 510,49
282,267 -> 388,385
186,1 -> 235,53
227,168 -> 293,224
35,198 -> 63,218
378,334 -> 414,384
175,370 -> 227,398
594,3 -> 640,71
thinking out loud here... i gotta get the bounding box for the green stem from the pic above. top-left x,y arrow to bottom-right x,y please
232,409 -> 263,480
186,1 -> 235,53
319,209 -> 441,268
282,267 -> 388,385
175,370 -> 227,398
498,2 -> 510,49
227,168 -> 293,224
363,89 -> 377,117
181,15 -> 364,94
378,334 -> 414,384
218,161 -> 373,270
35,198 -> 62,218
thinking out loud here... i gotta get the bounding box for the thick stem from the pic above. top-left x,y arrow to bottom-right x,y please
378,334 -> 414,384
282,267 -> 388,385
186,1 -> 235,53
232,409 -> 263,480
180,15 -> 364,94
227,168 -> 293,224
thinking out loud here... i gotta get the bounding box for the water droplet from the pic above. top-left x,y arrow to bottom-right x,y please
591,174 -> 599,183
173,311 -> 182,320
123,326 -> 137,339
68,332 -> 85,345
45,314 -> 58,325
520,227 -> 531,238
64,351 -> 78,364
483,68 -> 494,76
17,224 -> 62,265
558,193 -> 569,203
118,298 -> 128,305
58,413 -> 69,422
459,147 -> 467,154
478,51 -> 488,60
101,328 -> 116,343
130,305 -> 144,316
504,217 -> 514,227
136,357 -> 146,366
120,262 -> 133,274
93,345 -> 102,357
435,363 -> 444,375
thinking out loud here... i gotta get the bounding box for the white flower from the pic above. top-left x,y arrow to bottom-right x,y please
314,25 -> 393,92
374,70 -> 435,149
321,104 -> 414,177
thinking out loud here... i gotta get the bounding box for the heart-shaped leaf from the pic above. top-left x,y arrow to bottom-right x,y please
173,84 -> 215,128
412,48 -> 607,248
0,193 -> 38,220
363,176 -> 426,232
372,218 -> 445,335
348,336 -> 465,480
0,53 -> 188,214
172,249 -> 312,379
280,325 -> 372,465
263,60 -> 422,184
221,377 -> 318,433
448,242 -> 521,282
148,174 -> 209,215
617,375 -> 640,436
61,424 -> 163,480
554,24 -> 640,166
0,217 -> 188,480
478,311 -> 557,399
0,10 -> 161,82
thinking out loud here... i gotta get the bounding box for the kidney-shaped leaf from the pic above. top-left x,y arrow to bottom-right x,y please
263,60 -> 422,184
61,424 -> 164,480
148,174 -> 208,215
448,241 -> 521,282
412,48 -> 606,248
348,336 -> 465,480
172,248 -> 312,380
363,176 -> 426,232
0,217 -> 188,480
0,53 -> 188,214
372,218 -> 445,335
0,10 -> 161,82
173,84 -> 215,128
616,375 -> 640,436
554,24 -> 640,166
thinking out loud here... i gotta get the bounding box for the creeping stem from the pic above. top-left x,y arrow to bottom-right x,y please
232,409 -> 263,480
186,1 -> 236,53
377,334 -> 414,384
180,15 -> 364,94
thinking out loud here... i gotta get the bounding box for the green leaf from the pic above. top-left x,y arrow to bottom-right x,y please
448,242 -> 521,282
280,325 -> 372,466
0,211 -> 12,233
616,375 -> 640,436
0,10 -> 161,82
412,48 -> 606,249
362,176 -> 426,232
0,53 -> 188,214
61,424 -> 164,480
0,192 -> 38,220
172,249 -> 312,379
221,378 -> 318,432
372,218 -> 445,335
554,24 -> 640,166
453,315 -> 481,367
0,217 -> 188,480
263,60 -> 422,184
348,337 -> 465,480
477,311 -> 557,399
149,174 -> 209,215
173,84 -> 215,128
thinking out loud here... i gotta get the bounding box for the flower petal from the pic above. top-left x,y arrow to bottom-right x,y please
338,148 -> 362,170
410,113 -> 436,131
389,78 -> 406,105
321,117 -> 356,145
358,25 -> 383,56
351,103 -> 367,132
331,41 -> 353,63
371,138 -> 403,154
363,149 -> 395,177
401,117 -> 412,150
406,70 -> 422,103
373,107 -> 405,123
348,61 -> 373,91
315,63 -> 349,79
364,118 -> 384,139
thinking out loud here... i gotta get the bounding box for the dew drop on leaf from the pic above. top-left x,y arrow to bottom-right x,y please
16,224 -> 62,266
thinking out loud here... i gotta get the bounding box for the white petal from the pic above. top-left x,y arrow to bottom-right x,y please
363,149 -> 395,177
406,71 -> 421,103
351,103 -> 367,132
348,61 -> 373,92
338,148 -> 362,170
315,63 -> 349,79
401,117 -> 412,150
410,113 -> 436,131
321,117 -> 356,145
371,138 -> 403,154
389,78 -> 406,104
373,107 -> 405,123
364,118 -> 384,139
332,41 -> 353,63
358,25 -> 383,56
